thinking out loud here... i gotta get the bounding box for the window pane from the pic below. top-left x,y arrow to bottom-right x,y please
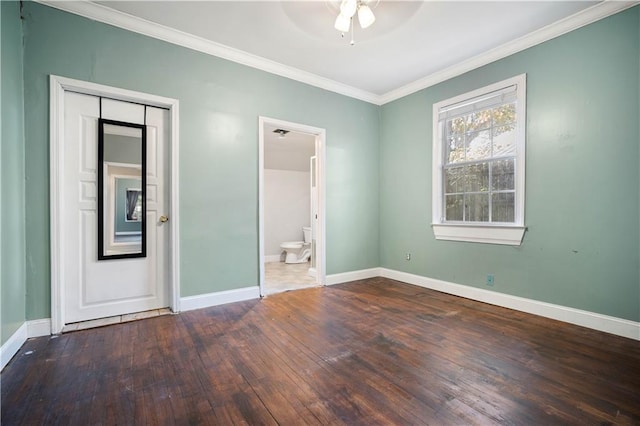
465,163 -> 489,192
469,108 -> 492,131
444,166 -> 465,194
492,103 -> 516,126
445,123 -> 464,163
447,116 -> 466,134
491,159 -> 515,191
493,125 -> 516,157
465,193 -> 489,222
492,192 -> 515,222
445,194 -> 464,221
465,129 -> 491,161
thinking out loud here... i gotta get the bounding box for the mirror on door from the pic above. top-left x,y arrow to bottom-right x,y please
98,119 -> 147,260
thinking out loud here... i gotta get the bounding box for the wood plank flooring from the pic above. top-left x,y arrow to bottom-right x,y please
2,278 -> 640,425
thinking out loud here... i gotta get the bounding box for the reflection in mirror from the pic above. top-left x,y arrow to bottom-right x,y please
98,119 -> 146,260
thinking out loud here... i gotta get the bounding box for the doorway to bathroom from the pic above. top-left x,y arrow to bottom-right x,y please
258,117 -> 326,296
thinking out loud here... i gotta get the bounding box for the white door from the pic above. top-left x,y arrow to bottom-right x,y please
63,92 -> 169,324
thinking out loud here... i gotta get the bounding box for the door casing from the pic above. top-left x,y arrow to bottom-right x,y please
258,116 -> 327,296
49,75 -> 181,333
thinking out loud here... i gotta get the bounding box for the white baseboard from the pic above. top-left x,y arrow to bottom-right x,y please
180,286 -> 260,312
1,323 -> 27,371
325,267 -> 382,286
264,255 -> 282,263
27,318 -> 52,337
1,318 -> 53,372
380,268 -> 640,341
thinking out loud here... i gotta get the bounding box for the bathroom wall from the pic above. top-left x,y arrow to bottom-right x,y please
264,169 -> 311,260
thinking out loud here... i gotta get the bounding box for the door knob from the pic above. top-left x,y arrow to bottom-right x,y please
159,215 -> 169,223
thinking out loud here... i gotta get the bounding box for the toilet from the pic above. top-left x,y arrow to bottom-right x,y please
280,227 -> 312,264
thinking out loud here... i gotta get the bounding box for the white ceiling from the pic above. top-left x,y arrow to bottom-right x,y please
52,1 -> 635,103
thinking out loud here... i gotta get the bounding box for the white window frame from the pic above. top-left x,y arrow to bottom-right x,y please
432,74 -> 527,246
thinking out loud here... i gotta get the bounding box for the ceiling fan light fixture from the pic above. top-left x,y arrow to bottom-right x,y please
334,0 -> 378,44
357,5 -> 375,29
334,12 -> 351,33
340,0 -> 358,19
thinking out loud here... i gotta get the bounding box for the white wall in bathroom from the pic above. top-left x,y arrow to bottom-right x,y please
264,169 -> 310,259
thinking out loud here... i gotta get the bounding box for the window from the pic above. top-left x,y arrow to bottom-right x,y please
432,74 -> 526,245
125,189 -> 143,222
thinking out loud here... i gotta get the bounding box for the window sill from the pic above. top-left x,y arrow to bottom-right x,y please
432,224 -> 526,246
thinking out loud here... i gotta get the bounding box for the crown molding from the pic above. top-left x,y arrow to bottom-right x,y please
379,1 -> 639,105
35,0 -> 381,105
37,1 -> 637,107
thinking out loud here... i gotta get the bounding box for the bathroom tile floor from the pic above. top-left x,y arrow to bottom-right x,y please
264,261 -> 318,295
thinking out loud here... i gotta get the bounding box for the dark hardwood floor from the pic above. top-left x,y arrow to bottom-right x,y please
2,278 -> 640,425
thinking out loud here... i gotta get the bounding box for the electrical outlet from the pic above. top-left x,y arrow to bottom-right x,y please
405,253 -> 411,261
486,274 -> 494,286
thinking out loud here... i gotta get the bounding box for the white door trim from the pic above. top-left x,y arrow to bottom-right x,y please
49,75 -> 181,333
258,116 -> 327,296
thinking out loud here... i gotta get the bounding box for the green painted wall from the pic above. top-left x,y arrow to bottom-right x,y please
380,7 -> 640,321
103,134 -> 142,165
12,2 -> 639,325
1,1 -> 27,345
21,2 -> 380,319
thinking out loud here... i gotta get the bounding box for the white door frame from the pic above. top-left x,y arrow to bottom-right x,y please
258,116 -> 326,296
49,75 -> 181,333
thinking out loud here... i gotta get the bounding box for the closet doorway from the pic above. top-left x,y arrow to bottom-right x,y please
258,117 -> 326,296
